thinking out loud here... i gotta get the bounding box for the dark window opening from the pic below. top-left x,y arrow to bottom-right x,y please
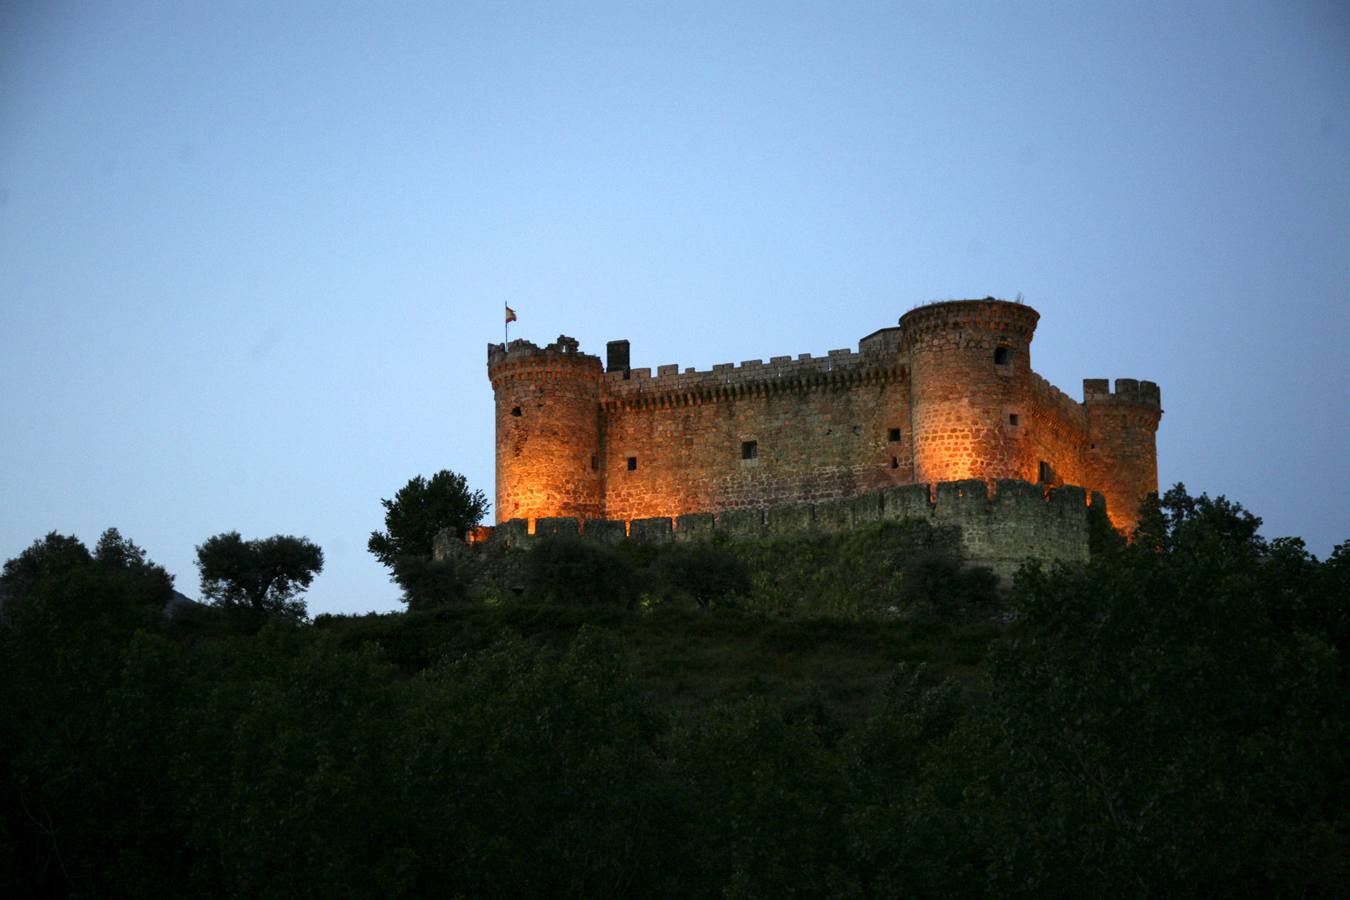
590,454 -> 598,470
852,425 -> 860,435
890,456 -> 899,469
994,346 -> 1011,365
510,406 -> 521,417
626,456 -> 637,471
1008,413 -> 1019,426
741,440 -> 757,460
1038,460 -> 1054,483
888,427 -> 901,442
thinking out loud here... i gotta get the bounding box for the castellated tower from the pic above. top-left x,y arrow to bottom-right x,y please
487,336 -> 604,524
900,299 -> 1041,486
1084,378 -> 1163,532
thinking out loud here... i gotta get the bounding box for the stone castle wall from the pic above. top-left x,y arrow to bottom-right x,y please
478,479 -> 1102,580
487,298 -> 1162,536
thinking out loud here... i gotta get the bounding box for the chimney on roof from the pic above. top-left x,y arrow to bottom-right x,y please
606,340 -> 630,376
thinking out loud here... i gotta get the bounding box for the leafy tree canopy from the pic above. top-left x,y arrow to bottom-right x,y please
195,532 -> 323,618
1,528 -> 174,614
367,470 -> 489,569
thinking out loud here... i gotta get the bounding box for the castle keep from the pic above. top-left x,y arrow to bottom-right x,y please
486,299 -> 1162,545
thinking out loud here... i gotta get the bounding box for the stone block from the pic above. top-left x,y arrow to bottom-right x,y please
882,483 -> 933,522
850,492 -> 884,525
674,512 -> 715,541
491,519 -> 530,548
583,519 -> 627,544
717,507 -> 765,538
535,517 -> 580,538
766,503 -> 814,534
630,517 -> 673,543
812,498 -> 853,533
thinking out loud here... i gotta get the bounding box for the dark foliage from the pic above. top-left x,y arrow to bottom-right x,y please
3,486 -> 1346,897
367,471 -> 488,596
391,555 -> 471,610
522,536 -> 638,606
368,470 -> 489,608
195,531 -> 323,619
652,540 -> 752,609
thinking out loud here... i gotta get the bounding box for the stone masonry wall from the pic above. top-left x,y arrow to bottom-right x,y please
901,300 -> 1041,486
600,349 -> 912,521
477,478 -> 1098,581
489,337 -> 604,523
1084,378 -> 1163,532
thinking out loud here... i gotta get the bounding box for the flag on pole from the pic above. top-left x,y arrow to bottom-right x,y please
505,304 -> 517,324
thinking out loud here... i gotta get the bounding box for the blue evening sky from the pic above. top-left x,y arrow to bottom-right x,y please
3,1 -> 1347,615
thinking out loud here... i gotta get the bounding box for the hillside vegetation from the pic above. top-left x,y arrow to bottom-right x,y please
2,486 -> 1346,897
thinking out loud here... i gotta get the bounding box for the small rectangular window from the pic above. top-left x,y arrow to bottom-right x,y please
887,427 -> 901,442
1038,460 -> 1053,483
591,454 -> 598,470
994,346 -> 1011,365
741,440 -> 757,460
1008,413 -> 1019,426
626,456 -> 637,471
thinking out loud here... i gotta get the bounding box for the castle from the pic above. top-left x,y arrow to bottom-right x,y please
486,298 -> 1162,556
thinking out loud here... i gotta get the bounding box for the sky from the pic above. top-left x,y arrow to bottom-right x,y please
2,1 -> 1347,616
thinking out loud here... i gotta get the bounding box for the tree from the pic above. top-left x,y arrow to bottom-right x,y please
522,537 -> 638,606
1,528 -> 175,615
653,542 -> 751,609
1,532 -> 91,612
195,532 -> 323,618
368,470 -> 489,566
888,483 -> 1349,895
367,470 -> 488,604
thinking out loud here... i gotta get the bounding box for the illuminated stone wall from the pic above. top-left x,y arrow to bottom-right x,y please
488,337 -> 604,524
487,298 -> 1161,535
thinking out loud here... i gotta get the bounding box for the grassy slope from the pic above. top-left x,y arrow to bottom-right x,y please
316,604 -> 1001,728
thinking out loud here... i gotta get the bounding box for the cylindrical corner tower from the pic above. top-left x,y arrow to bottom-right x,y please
900,298 -> 1041,486
1083,378 -> 1163,533
487,335 -> 604,524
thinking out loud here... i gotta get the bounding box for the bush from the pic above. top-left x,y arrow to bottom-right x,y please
652,541 -> 752,609
392,555 -> 470,610
522,537 -> 638,607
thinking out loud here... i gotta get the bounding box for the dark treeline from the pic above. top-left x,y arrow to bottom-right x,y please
1,487 -> 1347,897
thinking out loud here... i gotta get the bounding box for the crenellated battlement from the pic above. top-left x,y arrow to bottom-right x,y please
487,335 -> 602,378
899,297 -> 1040,352
473,478 -> 1101,579
602,343 -> 906,411
1083,377 -> 1162,408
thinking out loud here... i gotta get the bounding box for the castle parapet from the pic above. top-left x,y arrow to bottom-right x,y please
481,478 -> 1094,579
600,342 -> 906,410
487,335 -> 601,372
1083,377 -> 1162,408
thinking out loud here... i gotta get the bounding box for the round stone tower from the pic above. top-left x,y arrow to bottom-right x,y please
1083,377 -> 1163,532
487,335 -> 604,524
900,298 -> 1042,486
